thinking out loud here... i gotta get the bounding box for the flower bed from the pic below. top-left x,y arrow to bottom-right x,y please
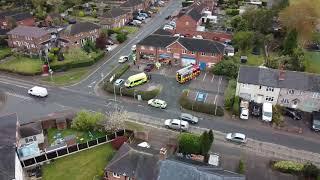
272,160 -> 304,174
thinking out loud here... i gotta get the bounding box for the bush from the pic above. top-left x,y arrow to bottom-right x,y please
116,33 -> 127,43
238,160 -> 245,174
111,136 -> 128,150
273,160 -> 304,174
224,79 -> 236,110
226,9 -> 239,16
179,92 -> 224,116
78,10 -> 85,17
272,105 -> 284,127
232,96 -> 240,116
212,60 -> 239,79
71,110 -> 105,131
303,162 -> 319,178
178,133 -> 201,154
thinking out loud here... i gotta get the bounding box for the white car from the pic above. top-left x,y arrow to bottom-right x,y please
164,119 -> 189,131
240,108 -> 249,120
131,45 -> 136,51
168,21 -> 176,27
193,35 -> 203,39
226,133 -> 247,143
163,25 -> 174,30
132,20 -> 142,25
28,86 -> 48,97
148,99 -> 167,109
118,56 -> 129,63
106,46 -> 112,51
114,79 -> 124,86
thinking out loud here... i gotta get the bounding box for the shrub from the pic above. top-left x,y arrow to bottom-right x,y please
232,96 -> 240,116
71,110 -> 105,131
78,10 -> 85,17
272,105 -> 284,127
224,79 -> 236,110
238,160 -> 245,174
303,162 -> 319,178
226,9 -> 239,16
116,33 -> 127,43
178,133 -> 200,154
111,136 -> 128,150
273,160 -> 304,174
212,60 -> 239,79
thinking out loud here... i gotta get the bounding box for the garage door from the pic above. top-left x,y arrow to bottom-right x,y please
181,57 -> 196,67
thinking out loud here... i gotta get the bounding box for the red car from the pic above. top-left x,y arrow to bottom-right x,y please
144,64 -> 155,72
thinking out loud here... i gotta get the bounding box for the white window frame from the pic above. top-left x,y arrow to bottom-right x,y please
266,87 -> 274,92
281,98 -> 289,104
287,89 -> 294,94
167,48 -> 171,52
312,92 -> 319,99
112,172 -> 120,178
201,52 -> 205,56
265,96 -> 274,102
182,49 -> 187,54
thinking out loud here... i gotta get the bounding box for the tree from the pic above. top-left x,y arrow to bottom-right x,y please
71,110 -> 105,131
224,79 -> 236,110
199,131 -> 210,155
46,0 -> 63,12
285,47 -> 305,71
178,133 -> 200,155
283,29 -> 298,55
230,15 -> 248,32
82,39 -> 96,53
100,109 -> 126,132
242,8 -> 274,34
233,31 -> 254,52
279,0 -> 320,44
272,105 -> 284,127
95,32 -> 107,50
212,59 -> 239,79
303,162 -> 319,179
208,130 -> 214,145
116,33 -> 127,43
232,96 -> 240,116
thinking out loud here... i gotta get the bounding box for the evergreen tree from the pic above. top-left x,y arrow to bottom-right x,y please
283,29 -> 298,55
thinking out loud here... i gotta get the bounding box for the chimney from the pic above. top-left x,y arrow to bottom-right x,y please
279,64 -> 285,81
159,147 -> 167,160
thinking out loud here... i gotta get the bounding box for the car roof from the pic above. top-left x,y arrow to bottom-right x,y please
154,99 -> 165,103
232,133 -> 246,139
181,113 -> 193,118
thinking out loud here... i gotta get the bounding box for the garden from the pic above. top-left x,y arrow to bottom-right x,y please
41,67 -> 89,85
0,55 -> 42,75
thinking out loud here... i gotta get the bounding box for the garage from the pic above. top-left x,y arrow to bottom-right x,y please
181,57 -> 196,67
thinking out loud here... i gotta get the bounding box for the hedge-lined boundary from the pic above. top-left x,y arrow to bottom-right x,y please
179,91 -> 224,116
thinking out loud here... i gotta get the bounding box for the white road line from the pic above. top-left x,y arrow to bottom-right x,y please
211,75 -> 214,82
195,91 -> 199,101
203,93 -> 208,103
0,79 -> 30,89
214,94 -> 218,105
202,73 -> 207,81
6,92 -> 32,100
214,77 -> 222,105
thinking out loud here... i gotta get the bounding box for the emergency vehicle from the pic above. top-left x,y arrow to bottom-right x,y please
176,64 -> 200,83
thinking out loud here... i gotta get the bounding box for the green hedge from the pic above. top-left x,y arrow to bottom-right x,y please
272,160 -> 304,174
232,96 -> 240,116
226,9 -> 239,16
179,92 -> 224,116
224,79 -> 236,110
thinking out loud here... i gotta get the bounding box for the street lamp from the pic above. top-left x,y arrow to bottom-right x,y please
113,85 -> 117,101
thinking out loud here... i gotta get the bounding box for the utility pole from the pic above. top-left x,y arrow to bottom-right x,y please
113,85 -> 117,101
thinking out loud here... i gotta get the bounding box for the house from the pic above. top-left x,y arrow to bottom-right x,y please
0,11 -> 35,31
60,22 -> 100,48
105,143 -> 245,180
7,26 -> 52,54
99,7 -> 131,29
0,113 -> 25,180
236,66 -> 320,112
136,34 -> 225,67
120,0 -> 149,12
18,121 -> 45,149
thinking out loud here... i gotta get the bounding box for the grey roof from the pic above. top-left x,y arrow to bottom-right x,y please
63,22 -> 100,36
0,113 -> 18,180
104,7 -> 127,18
120,0 -> 144,7
153,28 -> 172,36
238,66 -> 320,92
19,121 -> 42,138
105,142 -> 159,180
7,26 -> 49,38
180,3 -> 205,22
157,157 -> 245,180
137,35 -> 225,54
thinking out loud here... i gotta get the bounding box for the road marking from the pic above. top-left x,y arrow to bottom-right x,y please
195,91 -> 199,101
214,77 -> 222,105
0,79 -> 30,89
211,75 -> 215,82
202,73 -> 207,81
6,92 -> 31,100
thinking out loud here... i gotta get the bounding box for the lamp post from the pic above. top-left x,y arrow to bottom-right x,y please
113,85 -> 117,101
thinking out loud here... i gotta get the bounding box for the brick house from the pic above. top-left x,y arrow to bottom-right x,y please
99,7 -> 131,29
136,34 -> 225,67
59,22 -> 100,48
119,0 -> 149,12
0,11 -> 35,31
7,26 -> 51,54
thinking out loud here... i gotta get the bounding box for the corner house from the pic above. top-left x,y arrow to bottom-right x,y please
136,34 -> 225,69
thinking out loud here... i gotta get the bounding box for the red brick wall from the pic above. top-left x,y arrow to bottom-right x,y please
61,28 -> 100,48
7,33 -> 51,53
175,15 -> 197,34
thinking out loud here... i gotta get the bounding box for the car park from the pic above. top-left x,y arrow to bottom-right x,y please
28,86 -> 48,97
164,119 -> 189,131
148,99 -> 167,109
118,56 -> 129,63
311,111 -> 320,131
144,64 -> 155,72
226,133 -> 247,143
180,113 -> 199,124
114,79 -> 124,86
283,107 -> 302,121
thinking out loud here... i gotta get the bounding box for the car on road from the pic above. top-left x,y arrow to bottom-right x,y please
114,79 -> 124,86
240,108 -> 249,120
226,133 -> 247,143
164,119 -> 189,131
311,111 -> 320,131
144,64 -> 155,72
28,86 -> 48,97
118,56 -> 129,63
283,107 -> 302,121
180,113 -> 199,124
148,99 -> 167,109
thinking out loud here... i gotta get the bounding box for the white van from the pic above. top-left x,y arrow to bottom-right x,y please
262,103 -> 272,122
28,86 -> 48,97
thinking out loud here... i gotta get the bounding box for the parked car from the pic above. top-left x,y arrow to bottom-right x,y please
106,39 -> 114,45
114,79 -> 124,86
144,64 -> 155,72
251,103 -> 261,117
180,113 -> 199,124
28,86 -> 48,97
164,119 -> 189,131
193,35 -> 203,39
163,25 -> 174,30
311,111 -> 320,131
148,99 -> 167,109
240,108 -> 249,120
168,21 -> 176,27
165,15 -> 171,20
105,46 -> 112,52
139,12 -> 149,18
283,107 -> 302,121
131,45 -> 136,51
226,133 -> 247,143
118,56 -> 129,63
134,16 -> 145,21
132,20 -> 142,25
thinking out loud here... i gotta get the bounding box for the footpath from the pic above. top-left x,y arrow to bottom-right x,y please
127,112 -> 320,167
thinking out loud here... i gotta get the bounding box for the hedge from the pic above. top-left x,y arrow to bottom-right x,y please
272,160 -> 304,174
226,9 -> 239,16
232,96 -> 240,116
224,79 -> 236,110
179,92 -> 224,116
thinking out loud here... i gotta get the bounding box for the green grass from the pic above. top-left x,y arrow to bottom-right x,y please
50,48 -> 99,66
42,143 -> 115,180
125,121 -> 145,131
0,56 -> 42,74
235,52 -> 265,66
41,67 -> 89,85
77,16 -> 100,23
47,128 -> 106,145
113,26 -> 139,34
0,48 -> 12,59
304,51 -> 320,74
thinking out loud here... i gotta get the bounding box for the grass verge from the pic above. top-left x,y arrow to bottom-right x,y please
41,67 -> 89,86
42,143 -> 115,180
0,48 -> 12,59
0,56 -> 42,75
125,121 -> 145,131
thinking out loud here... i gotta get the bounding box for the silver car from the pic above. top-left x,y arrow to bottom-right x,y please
180,113 -> 199,124
164,119 -> 189,131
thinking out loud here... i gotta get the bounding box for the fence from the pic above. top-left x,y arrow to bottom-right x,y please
20,129 -> 132,169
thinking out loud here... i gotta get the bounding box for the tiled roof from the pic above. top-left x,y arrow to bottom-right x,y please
103,7 -> 127,18
19,121 -> 42,138
63,22 -> 100,36
7,26 -> 49,38
120,0 -> 144,7
153,28 -> 173,36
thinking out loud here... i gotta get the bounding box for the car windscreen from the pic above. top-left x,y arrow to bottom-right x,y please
263,112 -> 272,117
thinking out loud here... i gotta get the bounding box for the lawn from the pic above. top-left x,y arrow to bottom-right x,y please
47,128 -> 106,145
304,51 -> 320,74
0,47 -> 12,59
77,16 -> 100,23
41,67 -> 89,85
50,48 -> 101,66
125,121 -> 145,131
235,52 -> 265,66
42,143 -> 115,180
0,56 -> 42,75
113,26 -> 139,34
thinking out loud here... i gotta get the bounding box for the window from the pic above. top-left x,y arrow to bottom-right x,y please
167,48 -> 171,52
127,177 -> 132,180
241,83 -> 250,89
281,98 -> 289,104
112,172 -> 120,178
182,49 -> 187,54
266,87 -> 274,92
25,136 -> 37,143
259,85 -> 262,89
211,53 -> 215,56
287,89 -> 294,94
265,96 -> 274,102
201,52 -> 205,56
